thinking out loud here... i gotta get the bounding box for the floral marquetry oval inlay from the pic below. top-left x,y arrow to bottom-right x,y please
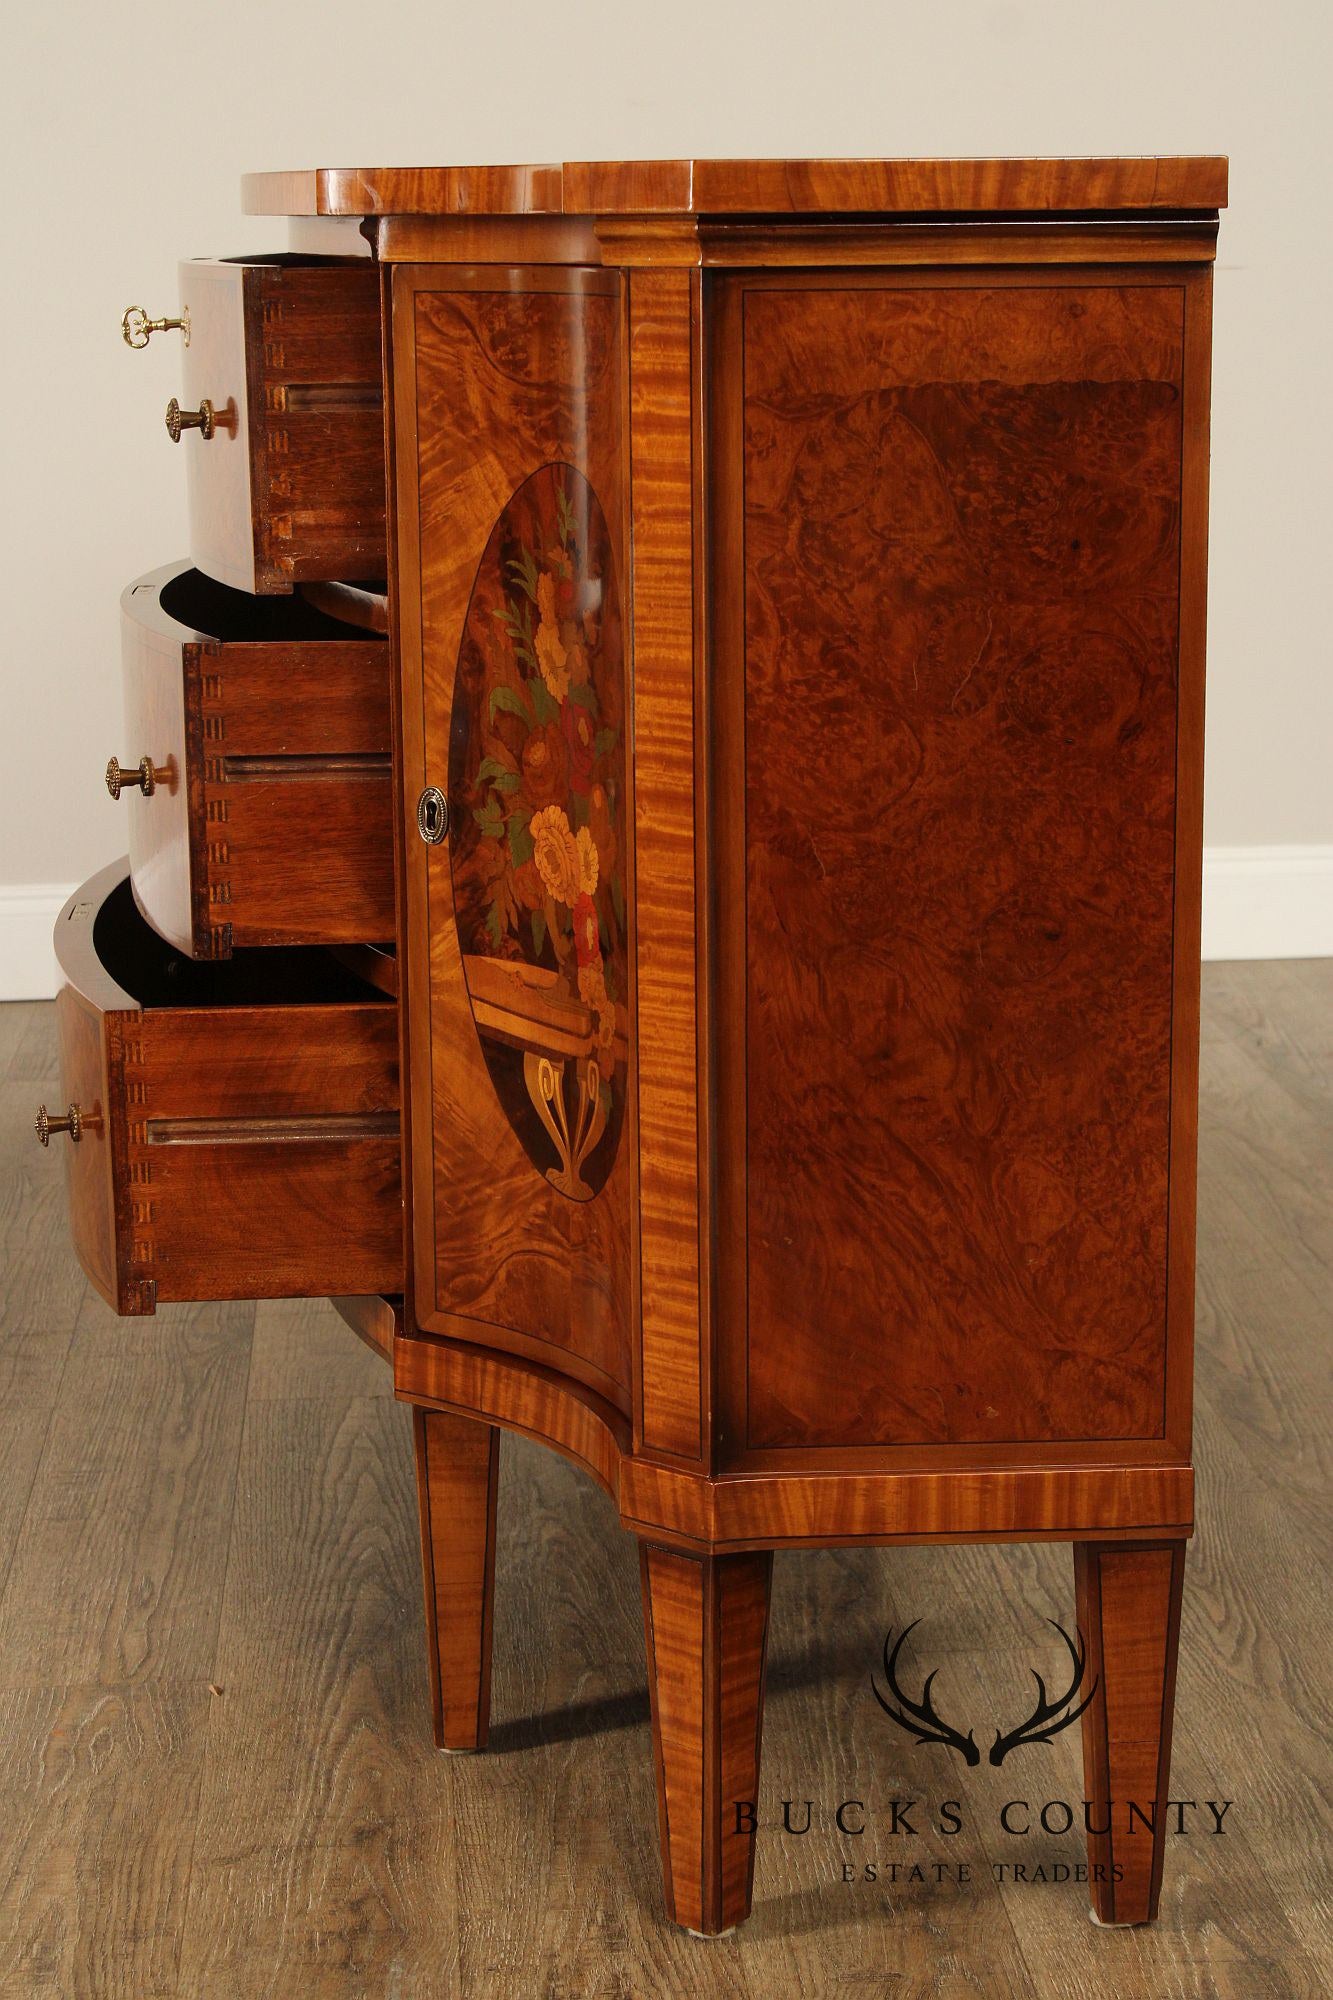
448,464 -> 627,1201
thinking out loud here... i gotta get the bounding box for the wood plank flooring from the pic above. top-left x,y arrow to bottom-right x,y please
0,962 -> 1328,1998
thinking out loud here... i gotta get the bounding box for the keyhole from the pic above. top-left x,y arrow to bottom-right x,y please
417,786 -> 448,845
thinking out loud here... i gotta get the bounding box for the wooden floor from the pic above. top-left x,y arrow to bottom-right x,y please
0,962 -> 1328,1998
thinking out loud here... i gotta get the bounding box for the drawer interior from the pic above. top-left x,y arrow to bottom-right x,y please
94,875 -> 390,1010
157,564 -> 384,646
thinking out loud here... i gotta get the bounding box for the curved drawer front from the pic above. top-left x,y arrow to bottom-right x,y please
50,861 -> 403,1316
120,561 -> 394,958
176,255 -> 386,595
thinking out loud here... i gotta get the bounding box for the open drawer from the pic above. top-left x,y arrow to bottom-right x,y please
172,255 -> 386,594
115,561 -> 394,958
43,860 -> 403,1315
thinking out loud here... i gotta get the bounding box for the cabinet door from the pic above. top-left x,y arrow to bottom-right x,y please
711,269 -> 1209,1463
392,266 -> 635,1413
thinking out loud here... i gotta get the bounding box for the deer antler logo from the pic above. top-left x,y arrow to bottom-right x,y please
871,1622 -> 981,1766
987,1620 -> 1099,1765
872,1619 -> 1099,1768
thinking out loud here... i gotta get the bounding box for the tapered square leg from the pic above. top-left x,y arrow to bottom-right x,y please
639,1542 -> 773,1936
413,1406 -> 500,1751
1074,1538 -> 1186,1925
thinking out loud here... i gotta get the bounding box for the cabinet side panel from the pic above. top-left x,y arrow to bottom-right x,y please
722,273 -> 1187,1452
1162,271 -> 1213,1458
394,267 -> 634,1412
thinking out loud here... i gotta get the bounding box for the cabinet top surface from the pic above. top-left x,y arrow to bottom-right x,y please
241,155 -> 1228,220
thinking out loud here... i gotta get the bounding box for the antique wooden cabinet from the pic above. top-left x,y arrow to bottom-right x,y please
41,157 -> 1227,1937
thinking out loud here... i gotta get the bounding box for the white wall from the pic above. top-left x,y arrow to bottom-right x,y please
2,0 -> 1330,991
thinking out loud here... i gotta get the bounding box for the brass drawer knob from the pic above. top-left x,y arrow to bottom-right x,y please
165,396 -> 215,443
106,755 -> 169,800
122,305 -> 191,350
35,1103 -> 100,1146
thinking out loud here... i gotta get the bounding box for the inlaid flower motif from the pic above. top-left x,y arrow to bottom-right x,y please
577,957 -> 617,1074
577,958 -> 606,1007
596,1000 -> 616,1058
530,804 -> 580,906
572,956 -> 612,1080
451,462 -> 626,1197
535,572 -> 570,700
562,698 -> 596,790
513,857 -> 546,911
588,783 -> 617,880
519,723 -> 568,810
572,892 -> 600,967
575,825 -> 599,897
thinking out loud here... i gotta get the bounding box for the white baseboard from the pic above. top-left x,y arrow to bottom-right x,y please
0,847 -> 1329,1000
1201,845 -> 1333,962
0,883 -> 77,1001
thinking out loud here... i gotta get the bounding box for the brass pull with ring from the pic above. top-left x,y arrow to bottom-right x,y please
122,305 -> 191,349
106,755 -> 171,800
35,1102 -> 101,1146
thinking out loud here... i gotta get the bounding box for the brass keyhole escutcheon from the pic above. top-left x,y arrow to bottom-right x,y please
417,787 -> 449,845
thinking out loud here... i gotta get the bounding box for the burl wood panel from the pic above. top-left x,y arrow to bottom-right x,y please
121,564 -> 393,956
716,274 -> 1192,1453
180,259 -> 386,595
393,266 -> 634,1410
639,1545 -> 772,1934
1075,1539 -> 1185,1924
413,1408 -> 500,1750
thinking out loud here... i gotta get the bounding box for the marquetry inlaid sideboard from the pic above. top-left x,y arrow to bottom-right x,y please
39,156 -> 1227,1937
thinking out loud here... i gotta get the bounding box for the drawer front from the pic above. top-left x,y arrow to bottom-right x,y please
120,562 -> 394,958
178,258 -> 386,594
50,864 -> 403,1315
